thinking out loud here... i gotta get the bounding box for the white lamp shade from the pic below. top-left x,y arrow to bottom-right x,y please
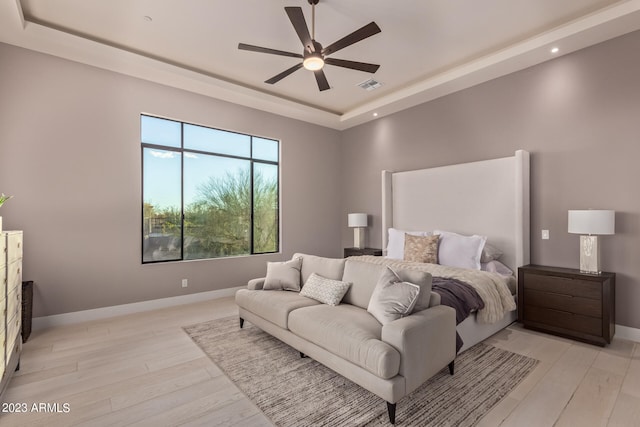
568,210 -> 615,235
348,213 -> 368,228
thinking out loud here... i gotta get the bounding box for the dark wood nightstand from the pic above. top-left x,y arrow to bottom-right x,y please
518,265 -> 615,346
344,247 -> 383,258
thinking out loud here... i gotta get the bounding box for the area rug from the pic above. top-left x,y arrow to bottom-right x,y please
184,317 -> 538,426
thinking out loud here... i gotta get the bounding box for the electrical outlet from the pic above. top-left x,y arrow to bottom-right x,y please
541,230 -> 550,240
181,279 -> 188,288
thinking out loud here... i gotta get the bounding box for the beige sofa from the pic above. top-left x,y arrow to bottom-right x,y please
235,253 -> 456,424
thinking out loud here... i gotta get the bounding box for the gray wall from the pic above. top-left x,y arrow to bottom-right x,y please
2,29 -> 640,329
340,30 -> 640,329
0,42 -> 342,318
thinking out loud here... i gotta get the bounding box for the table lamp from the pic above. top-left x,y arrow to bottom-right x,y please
568,209 -> 615,273
348,213 -> 368,249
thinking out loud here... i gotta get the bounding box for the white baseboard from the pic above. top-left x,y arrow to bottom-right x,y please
32,286 -> 243,331
615,324 -> 640,343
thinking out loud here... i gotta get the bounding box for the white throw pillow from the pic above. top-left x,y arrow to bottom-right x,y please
263,257 -> 302,291
300,273 -> 351,306
434,230 -> 487,270
386,228 -> 431,260
367,268 -> 421,325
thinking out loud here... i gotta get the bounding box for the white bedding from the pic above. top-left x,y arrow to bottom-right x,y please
350,255 -> 516,324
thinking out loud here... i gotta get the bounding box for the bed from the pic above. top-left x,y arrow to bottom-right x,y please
365,150 -> 530,352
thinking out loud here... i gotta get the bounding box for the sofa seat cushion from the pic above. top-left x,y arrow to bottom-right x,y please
235,289 -> 320,329
288,304 -> 401,379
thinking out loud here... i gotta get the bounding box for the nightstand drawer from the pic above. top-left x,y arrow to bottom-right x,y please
522,272 -> 601,300
524,306 -> 602,336
524,289 -> 601,317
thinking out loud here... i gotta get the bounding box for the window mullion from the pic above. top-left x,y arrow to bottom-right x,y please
180,123 -> 185,261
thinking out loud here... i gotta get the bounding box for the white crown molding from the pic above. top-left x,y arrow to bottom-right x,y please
2,0 -> 640,130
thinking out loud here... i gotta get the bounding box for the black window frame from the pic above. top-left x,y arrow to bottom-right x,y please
141,114 -> 280,264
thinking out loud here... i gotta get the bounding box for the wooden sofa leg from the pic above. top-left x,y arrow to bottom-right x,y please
387,402 -> 396,424
239,317 -> 244,329
448,360 -> 455,375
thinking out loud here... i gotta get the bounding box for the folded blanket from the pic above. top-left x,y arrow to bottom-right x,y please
432,277 -> 484,352
349,256 -> 516,323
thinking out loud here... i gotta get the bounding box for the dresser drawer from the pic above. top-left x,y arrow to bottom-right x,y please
0,237 -> 5,268
7,286 -> 21,324
0,265 -> 5,300
522,272 -> 601,300
524,305 -> 602,336
524,288 -> 601,317
7,260 -> 22,293
6,232 -> 23,264
0,327 -> 5,377
7,311 -> 21,347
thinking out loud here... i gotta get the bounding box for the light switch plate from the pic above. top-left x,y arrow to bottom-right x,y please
541,230 -> 550,240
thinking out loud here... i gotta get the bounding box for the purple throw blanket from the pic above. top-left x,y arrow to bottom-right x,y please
431,277 -> 485,353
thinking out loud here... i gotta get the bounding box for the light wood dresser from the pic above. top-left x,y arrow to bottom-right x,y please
0,230 -> 23,399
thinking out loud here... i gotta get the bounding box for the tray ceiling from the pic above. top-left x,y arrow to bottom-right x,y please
2,0 -> 640,129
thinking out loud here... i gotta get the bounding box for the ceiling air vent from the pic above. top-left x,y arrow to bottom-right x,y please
357,78 -> 383,91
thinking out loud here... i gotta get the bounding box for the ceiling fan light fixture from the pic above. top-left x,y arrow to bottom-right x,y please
303,54 -> 324,71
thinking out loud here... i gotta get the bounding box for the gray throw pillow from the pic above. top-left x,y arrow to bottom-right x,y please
367,268 -> 421,325
300,273 -> 351,306
390,267 -> 433,312
480,243 -> 503,263
263,257 -> 302,291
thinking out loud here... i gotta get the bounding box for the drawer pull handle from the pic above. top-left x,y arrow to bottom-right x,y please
547,307 -> 576,316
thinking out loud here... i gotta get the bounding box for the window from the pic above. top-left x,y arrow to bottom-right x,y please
141,115 -> 279,263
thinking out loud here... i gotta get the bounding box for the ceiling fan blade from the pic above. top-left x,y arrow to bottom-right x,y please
324,58 -> 379,74
285,7 -> 314,52
314,69 -> 330,91
322,22 -> 381,57
238,43 -> 303,59
265,63 -> 304,84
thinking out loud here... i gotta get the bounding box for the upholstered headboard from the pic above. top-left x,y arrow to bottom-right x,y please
381,150 -> 530,271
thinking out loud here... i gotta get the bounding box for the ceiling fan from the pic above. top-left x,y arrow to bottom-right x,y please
238,0 -> 381,92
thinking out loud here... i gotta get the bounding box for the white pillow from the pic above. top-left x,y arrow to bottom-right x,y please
434,230 -> 487,270
263,257 -> 302,291
386,228 -> 431,260
300,273 -> 351,306
367,269 -> 421,325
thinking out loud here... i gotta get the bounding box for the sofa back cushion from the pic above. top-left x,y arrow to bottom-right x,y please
293,253 -> 347,285
342,260 -> 388,309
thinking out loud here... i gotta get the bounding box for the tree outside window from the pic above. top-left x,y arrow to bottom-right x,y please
141,115 -> 279,263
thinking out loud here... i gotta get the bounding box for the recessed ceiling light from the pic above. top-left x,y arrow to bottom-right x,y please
550,47 -> 559,54
373,112 -> 378,117
144,15 -> 153,22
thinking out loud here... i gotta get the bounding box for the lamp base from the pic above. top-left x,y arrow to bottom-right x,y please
353,227 -> 366,249
579,235 -> 601,274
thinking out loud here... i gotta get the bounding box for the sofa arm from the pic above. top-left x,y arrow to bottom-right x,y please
381,305 -> 456,394
248,277 -> 266,290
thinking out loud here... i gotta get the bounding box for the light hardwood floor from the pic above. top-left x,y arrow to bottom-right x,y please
1,297 -> 638,426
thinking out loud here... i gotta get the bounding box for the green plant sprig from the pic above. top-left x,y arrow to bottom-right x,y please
0,193 -> 13,208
